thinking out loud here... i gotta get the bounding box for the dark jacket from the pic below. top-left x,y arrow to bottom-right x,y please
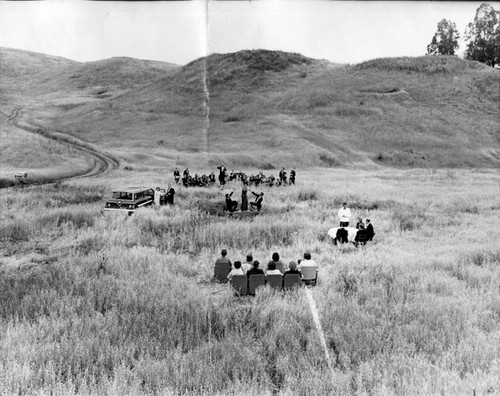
247,268 -> 264,277
366,223 -> 375,239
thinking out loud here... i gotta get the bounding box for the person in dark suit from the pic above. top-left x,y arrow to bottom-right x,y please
284,261 -> 301,276
166,184 -> 175,205
246,260 -> 264,277
336,227 -> 349,244
365,219 -> 375,241
225,191 -> 238,212
250,191 -> 264,211
241,184 -> 248,211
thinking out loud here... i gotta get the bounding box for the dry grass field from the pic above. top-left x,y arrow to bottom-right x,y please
1,47 -> 499,395
1,168 -> 499,395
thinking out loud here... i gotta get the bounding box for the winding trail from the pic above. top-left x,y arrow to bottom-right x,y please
4,107 -> 119,187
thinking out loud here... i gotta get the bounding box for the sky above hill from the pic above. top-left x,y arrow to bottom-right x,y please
0,1 -> 498,65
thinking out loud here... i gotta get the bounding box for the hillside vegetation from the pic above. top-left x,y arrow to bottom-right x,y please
2,48 -> 497,171
1,47 -> 499,175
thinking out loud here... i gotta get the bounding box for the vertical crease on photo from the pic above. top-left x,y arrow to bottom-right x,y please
202,0 -> 210,164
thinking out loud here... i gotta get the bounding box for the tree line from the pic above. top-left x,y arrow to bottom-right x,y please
427,3 -> 499,68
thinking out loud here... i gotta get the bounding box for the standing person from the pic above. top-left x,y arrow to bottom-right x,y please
281,168 -> 287,186
183,168 -> 190,179
166,184 -> 175,205
217,164 -> 227,186
365,219 -> 375,241
289,168 -> 296,185
250,191 -> 264,212
338,202 -> 351,227
173,168 -> 180,184
241,184 -> 248,211
154,187 -> 162,206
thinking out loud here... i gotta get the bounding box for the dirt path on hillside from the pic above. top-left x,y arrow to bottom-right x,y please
3,107 -> 119,187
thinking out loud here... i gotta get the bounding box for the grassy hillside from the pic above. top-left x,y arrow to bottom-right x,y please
8,49 -> 497,170
1,48 -> 499,172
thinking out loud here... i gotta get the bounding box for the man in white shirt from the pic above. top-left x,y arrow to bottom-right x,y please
338,202 -> 351,227
298,252 -> 318,271
298,252 -> 318,284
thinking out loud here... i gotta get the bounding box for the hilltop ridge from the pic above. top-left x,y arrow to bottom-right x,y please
1,48 -> 499,169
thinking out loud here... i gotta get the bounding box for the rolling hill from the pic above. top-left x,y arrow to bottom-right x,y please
1,47 -> 499,170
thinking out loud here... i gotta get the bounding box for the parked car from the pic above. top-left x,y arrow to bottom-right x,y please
104,187 -> 154,212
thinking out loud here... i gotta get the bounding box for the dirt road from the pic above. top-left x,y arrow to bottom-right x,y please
4,107 -> 119,186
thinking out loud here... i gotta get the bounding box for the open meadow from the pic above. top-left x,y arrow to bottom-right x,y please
1,167 -> 499,395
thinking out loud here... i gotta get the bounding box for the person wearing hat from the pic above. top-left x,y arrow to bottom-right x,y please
338,202 -> 351,227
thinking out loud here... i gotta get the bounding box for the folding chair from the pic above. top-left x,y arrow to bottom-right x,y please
230,275 -> 248,296
266,274 -> 283,291
214,262 -> 231,283
283,274 -> 302,290
248,274 -> 266,295
301,267 -> 318,286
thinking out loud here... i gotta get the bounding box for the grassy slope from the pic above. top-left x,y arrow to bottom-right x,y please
1,169 -> 499,395
0,47 -> 181,178
12,50 -> 499,169
0,117 -> 93,185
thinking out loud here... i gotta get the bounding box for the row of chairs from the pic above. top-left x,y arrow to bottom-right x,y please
229,272 -> 316,296
215,262 -> 318,283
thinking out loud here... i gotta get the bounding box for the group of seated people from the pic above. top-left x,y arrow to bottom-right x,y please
332,216 -> 375,246
214,250 -> 318,283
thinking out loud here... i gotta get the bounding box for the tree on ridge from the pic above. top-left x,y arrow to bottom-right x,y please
464,3 -> 500,67
427,19 -> 460,56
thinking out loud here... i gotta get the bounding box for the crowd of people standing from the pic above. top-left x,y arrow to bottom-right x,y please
173,165 -> 296,188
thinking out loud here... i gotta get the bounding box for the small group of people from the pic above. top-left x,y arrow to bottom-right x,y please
225,187 -> 264,212
333,202 -> 375,245
153,185 -> 175,206
214,250 -> 318,281
174,168 -> 216,187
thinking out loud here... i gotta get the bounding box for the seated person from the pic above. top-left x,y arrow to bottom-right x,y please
215,249 -> 232,269
298,252 -> 318,271
249,191 -> 264,211
267,252 -> 285,274
227,261 -> 244,281
247,260 -> 264,277
225,191 -> 238,212
355,217 -> 365,230
336,227 -> 349,244
241,253 -> 253,274
265,261 -> 282,275
284,261 -> 302,277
